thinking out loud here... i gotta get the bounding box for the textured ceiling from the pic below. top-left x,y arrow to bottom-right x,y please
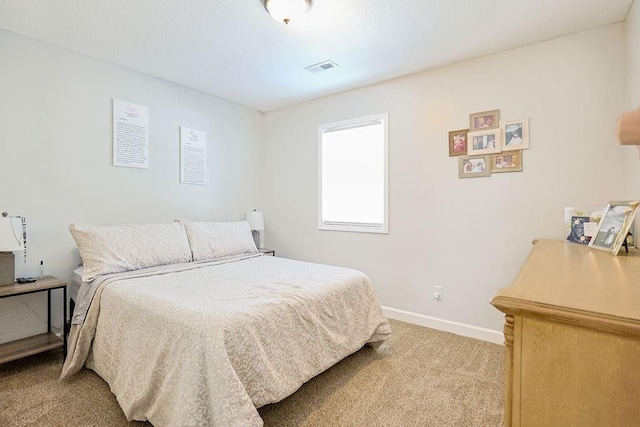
0,0 -> 634,111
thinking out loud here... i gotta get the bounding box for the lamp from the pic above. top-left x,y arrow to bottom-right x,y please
246,210 -> 264,249
0,213 -> 23,286
262,0 -> 312,25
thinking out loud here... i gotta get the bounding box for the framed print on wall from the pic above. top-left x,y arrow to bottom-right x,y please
502,118 -> 530,151
467,129 -> 501,155
458,155 -> 491,178
449,129 -> 469,157
469,109 -> 500,131
491,152 -> 523,173
588,201 -> 640,255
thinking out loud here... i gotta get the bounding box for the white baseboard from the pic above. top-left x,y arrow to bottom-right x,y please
382,306 -> 504,345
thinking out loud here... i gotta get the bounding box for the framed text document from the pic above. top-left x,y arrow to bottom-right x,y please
112,99 -> 149,168
180,127 -> 207,185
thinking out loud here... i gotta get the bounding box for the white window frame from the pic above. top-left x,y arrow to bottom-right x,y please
318,112 -> 389,234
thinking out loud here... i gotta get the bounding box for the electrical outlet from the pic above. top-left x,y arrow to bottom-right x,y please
433,286 -> 442,301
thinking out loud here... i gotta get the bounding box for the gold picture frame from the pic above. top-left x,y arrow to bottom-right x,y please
490,152 -> 523,173
458,155 -> 491,178
469,109 -> 500,131
448,129 -> 468,157
588,201 -> 639,255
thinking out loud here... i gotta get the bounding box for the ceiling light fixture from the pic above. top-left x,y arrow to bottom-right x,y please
262,0 -> 312,25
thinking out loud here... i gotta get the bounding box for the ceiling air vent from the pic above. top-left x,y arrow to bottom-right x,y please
305,60 -> 339,74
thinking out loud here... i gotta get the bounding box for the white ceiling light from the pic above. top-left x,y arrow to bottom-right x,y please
262,0 -> 312,25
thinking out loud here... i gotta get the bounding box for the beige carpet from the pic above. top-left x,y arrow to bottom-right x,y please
0,320 -> 504,426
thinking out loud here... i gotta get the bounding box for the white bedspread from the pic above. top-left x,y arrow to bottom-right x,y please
61,255 -> 391,426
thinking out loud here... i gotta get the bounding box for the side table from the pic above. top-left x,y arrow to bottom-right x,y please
0,276 -> 67,364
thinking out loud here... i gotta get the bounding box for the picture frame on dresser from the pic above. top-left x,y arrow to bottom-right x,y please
588,201 -> 639,255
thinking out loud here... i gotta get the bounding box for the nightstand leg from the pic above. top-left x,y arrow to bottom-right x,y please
63,286 -> 67,359
47,289 -> 51,332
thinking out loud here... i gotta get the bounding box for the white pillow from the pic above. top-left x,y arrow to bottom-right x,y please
181,220 -> 257,261
69,223 -> 192,282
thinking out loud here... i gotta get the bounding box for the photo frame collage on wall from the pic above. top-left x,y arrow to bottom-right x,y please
449,109 -> 529,178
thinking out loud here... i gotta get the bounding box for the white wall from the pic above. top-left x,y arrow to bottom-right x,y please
627,0 -> 640,112
0,30 -> 263,343
625,0 -> 640,193
262,24 -> 628,332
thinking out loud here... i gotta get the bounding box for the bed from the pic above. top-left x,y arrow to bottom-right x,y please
61,221 -> 391,426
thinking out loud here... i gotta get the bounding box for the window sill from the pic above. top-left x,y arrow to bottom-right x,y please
318,224 -> 389,234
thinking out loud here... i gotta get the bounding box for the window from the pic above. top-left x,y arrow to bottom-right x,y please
318,113 -> 389,233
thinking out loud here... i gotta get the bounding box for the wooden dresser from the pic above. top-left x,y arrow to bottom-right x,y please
491,239 -> 640,427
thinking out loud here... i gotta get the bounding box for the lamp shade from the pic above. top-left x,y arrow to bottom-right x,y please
246,211 -> 264,231
0,217 -> 23,252
263,0 -> 311,25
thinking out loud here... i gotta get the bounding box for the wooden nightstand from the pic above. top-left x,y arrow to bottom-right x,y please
0,276 -> 67,364
259,248 -> 276,256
